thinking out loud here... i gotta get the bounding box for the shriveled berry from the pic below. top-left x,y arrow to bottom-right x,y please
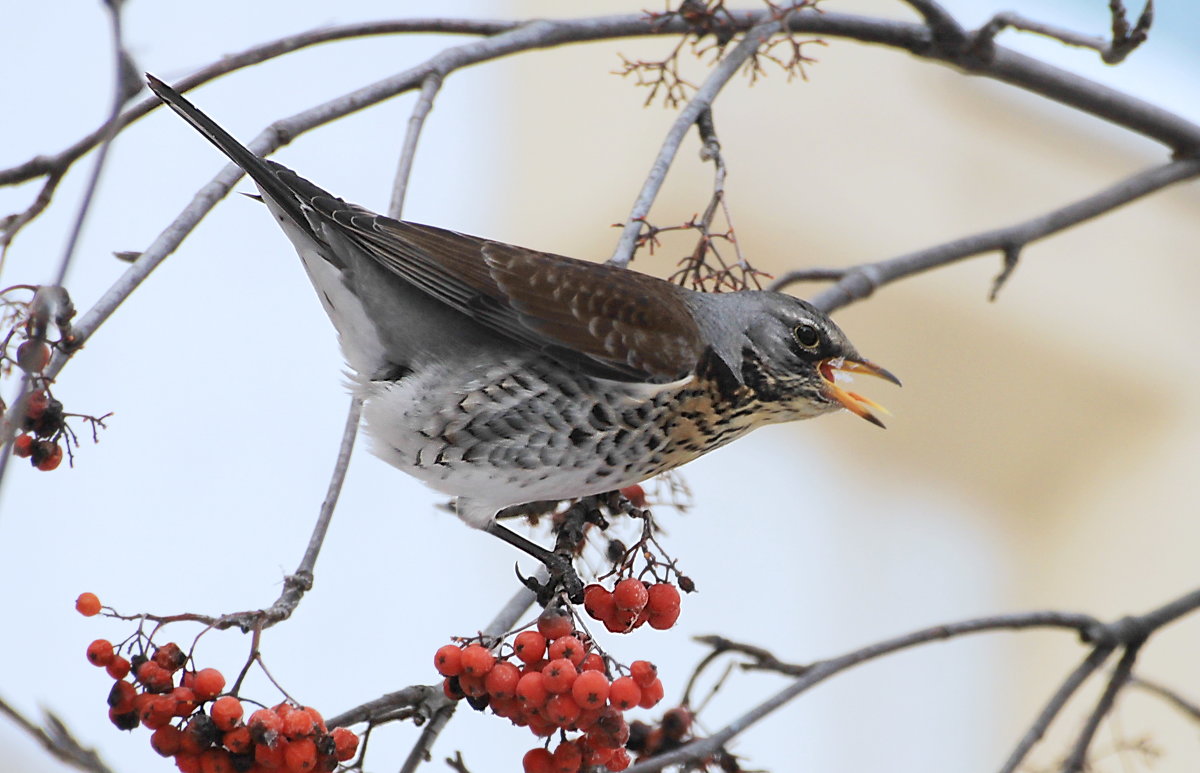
33,441 -> 63,471
606,747 -> 632,771
86,638 -> 114,667
199,747 -> 235,773
12,434 -> 34,458
662,706 -> 692,740
108,707 -> 139,731
153,642 -> 187,672
137,661 -> 173,693
107,680 -> 137,713
433,644 -> 463,677
75,592 -> 101,617
183,712 -> 219,753
442,676 -> 465,701
512,630 -> 547,664
248,707 -> 283,746
536,606 -> 573,641
16,341 -> 52,372
619,483 -> 647,508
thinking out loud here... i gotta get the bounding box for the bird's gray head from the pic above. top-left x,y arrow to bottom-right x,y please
686,291 -> 900,427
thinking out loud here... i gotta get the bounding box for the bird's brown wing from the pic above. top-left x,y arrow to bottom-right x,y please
311,193 -> 705,382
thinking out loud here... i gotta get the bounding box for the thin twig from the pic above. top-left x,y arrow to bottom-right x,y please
389,73 -> 444,218
788,157 -> 1200,313
609,16 -> 786,267
627,586 -> 1200,773
1062,643 -> 1142,772
1128,675 -> 1200,722
998,646 -> 1116,773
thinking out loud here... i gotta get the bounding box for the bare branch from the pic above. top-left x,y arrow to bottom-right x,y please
973,1 -> 1154,66
998,645 -> 1115,773
389,74 -> 444,218
1062,643 -> 1142,772
776,157 -> 1200,313
0,696 -> 115,773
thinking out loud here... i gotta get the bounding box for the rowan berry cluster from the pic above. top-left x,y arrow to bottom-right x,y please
434,608 -> 666,772
582,579 -> 681,633
11,388 -> 65,470
79,594 -> 359,772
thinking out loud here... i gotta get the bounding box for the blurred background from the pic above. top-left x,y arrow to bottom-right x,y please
1,1 -> 1197,771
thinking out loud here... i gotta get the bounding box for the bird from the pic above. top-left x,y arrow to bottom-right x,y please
147,75 -> 899,588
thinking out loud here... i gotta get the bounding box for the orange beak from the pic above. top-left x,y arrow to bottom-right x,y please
818,357 -> 901,428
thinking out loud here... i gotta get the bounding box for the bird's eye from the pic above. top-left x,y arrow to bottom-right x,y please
792,323 -> 821,350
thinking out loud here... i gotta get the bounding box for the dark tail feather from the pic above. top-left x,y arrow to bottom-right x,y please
145,74 -> 309,229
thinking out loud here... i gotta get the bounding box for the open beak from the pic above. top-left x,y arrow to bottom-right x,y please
818,357 -> 902,429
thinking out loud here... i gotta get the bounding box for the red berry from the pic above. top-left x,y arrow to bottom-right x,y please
433,644 -> 463,676
284,737 -> 317,772
182,712 -> 219,754
512,630 -> 547,664
583,584 -> 616,622
255,738 -> 288,769
86,638 -> 114,667
175,753 -> 203,773
137,661 -> 173,693
330,727 -> 359,762
191,668 -> 225,701
606,747 -> 632,771
211,696 -> 243,732
200,747 -> 235,773
223,725 -> 252,754
300,706 -> 326,733
75,592 -> 101,617
106,656 -> 131,680
248,708 -> 283,746
662,706 -> 692,739
536,607 -> 573,641
541,658 -> 578,694
150,724 -> 183,756
108,706 -> 139,731
12,434 -> 34,458
140,695 -> 175,729
457,673 -> 487,699
648,605 -> 681,630
169,686 -> 199,717
459,644 -> 495,677
545,693 -> 581,727
515,671 -> 549,709
282,707 -> 315,739
522,747 -> 555,773
570,670 -> 610,708
548,635 -> 586,666
442,677 -> 465,701
608,677 -> 641,711
619,483 -> 647,508
484,661 -> 521,700
580,652 -> 605,673
647,582 -> 681,612
637,677 -> 664,709
629,660 -> 658,687
612,579 -> 648,612
551,739 -> 584,772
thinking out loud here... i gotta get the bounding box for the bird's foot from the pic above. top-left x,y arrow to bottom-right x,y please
485,521 -> 585,604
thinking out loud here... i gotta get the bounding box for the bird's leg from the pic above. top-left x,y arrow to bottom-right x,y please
484,521 -> 585,604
